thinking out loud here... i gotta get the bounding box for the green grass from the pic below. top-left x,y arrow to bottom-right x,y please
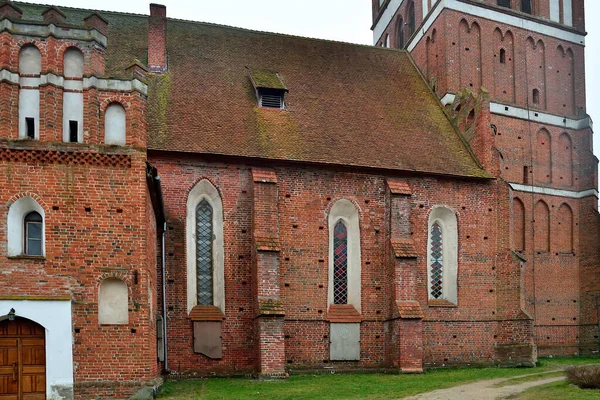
157,358 -> 599,400
514,380 -> 600,399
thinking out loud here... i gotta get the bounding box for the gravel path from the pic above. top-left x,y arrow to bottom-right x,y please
402,372 -> 565,400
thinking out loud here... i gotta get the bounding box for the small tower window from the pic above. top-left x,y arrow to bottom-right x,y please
69,120 -> 78,143
24,211 -> 43,256
26,118 -> 35,139
499,48 -> 506,64
521,0 -> 532,13
532,89 -> 540,105
249,69 -> 288,110
497,0 -> 511,7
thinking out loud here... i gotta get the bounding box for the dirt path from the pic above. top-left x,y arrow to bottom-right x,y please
402,371 -> 565,400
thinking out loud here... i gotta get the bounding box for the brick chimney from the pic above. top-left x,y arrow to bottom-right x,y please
0,0 -> 23,20
148,4 -> 167,73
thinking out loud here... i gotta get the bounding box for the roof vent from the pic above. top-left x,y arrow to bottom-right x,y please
259,90 -> 284,109
248,68 -> 288,110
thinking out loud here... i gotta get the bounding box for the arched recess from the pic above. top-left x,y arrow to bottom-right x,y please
7,196 -> 45,257
396,16 -> 405,48
513,197 -> 526,251
493,29 -> 515,103
328,199 -> 362,313
426,29 -> 437,82
98,278 -> 129,325
526,38 -> 546,109
556,203 -> 573,253
458,20 -> 482,91
534,200 -> 550,252
18,45 -> 41,140
535,128 -> 552,185
407,1 -> 416,37
427,206 -> 458,305
565,48 -> 575,115
186,179 -> 225,314
556,132 -> 573,186
104,103 -> 127,145
63,47 -> 84,143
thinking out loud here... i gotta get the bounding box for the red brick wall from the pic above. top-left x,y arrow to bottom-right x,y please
151,152 -> 531,374
0,20 -> 158,399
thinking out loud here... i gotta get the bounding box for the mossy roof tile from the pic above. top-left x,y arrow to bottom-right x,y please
15,2 -> 489,178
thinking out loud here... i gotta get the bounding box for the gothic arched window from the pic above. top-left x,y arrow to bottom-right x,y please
186,180 -> 225,315
333,220 -> 348,304
429,221 -> 443,299
196,200 -> 214,305
427,207 -> 458,304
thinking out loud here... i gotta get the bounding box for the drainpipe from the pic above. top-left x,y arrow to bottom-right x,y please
155,175 -> 169,373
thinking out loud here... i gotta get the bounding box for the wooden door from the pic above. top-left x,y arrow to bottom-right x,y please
0,319 -> 45,400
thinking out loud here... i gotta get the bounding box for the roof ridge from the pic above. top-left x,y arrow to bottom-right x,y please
15,1 -> 148,19
16,1 -> 403,53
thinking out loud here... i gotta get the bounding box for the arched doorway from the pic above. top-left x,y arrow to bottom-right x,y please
0,317 -> 46,400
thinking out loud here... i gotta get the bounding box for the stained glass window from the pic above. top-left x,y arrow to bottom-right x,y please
430,222 -> 443,299
196,200 -> 213,305
333,220 -> 348,304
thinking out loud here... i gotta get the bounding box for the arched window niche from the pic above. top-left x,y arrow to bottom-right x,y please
7,196 -> 45,257
18,45 -> 41,140
98,278 -> 129,325
427,206 -> 458,305
186,180 -> 225,315
328,199 -> 362,313
104,103 -> 126,145
63,47 -> 84,143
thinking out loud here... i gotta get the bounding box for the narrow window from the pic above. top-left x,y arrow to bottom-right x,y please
499,48 -> 506,64
521,0 -> 532,13
427,207 -> 458,304
523,166 -> 530,184
26,118 -> 35,139
532,89 -> 540,105
497,0 -> 511,7
408,2 -> 416,36
333,220 -> 348,304
196,200 -> 214,305
429,222 -> 443,299
69,120 -> 78,143
24,211 -> 43,256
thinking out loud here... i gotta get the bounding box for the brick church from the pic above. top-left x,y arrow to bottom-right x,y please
0,0 -> 597,398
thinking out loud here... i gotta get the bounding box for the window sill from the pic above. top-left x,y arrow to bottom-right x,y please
189,305 -> 225,321
327,304 -> 362,323
7,255 -> 45,261
428,299 -> 458,308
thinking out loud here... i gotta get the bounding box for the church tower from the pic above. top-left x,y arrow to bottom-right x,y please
372,0 -> 599,357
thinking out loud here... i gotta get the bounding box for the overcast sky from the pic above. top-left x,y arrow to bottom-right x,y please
33,0 -> 600,155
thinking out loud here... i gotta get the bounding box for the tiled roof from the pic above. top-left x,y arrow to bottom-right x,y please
16,3 -> 489,178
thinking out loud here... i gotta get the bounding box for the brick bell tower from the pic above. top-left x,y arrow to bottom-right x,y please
372,0 -> 600,359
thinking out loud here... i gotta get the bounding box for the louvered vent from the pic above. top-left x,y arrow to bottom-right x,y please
260,93 -> 284,109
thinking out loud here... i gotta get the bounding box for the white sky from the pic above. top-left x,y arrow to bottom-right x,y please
30,0 -> 600,156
